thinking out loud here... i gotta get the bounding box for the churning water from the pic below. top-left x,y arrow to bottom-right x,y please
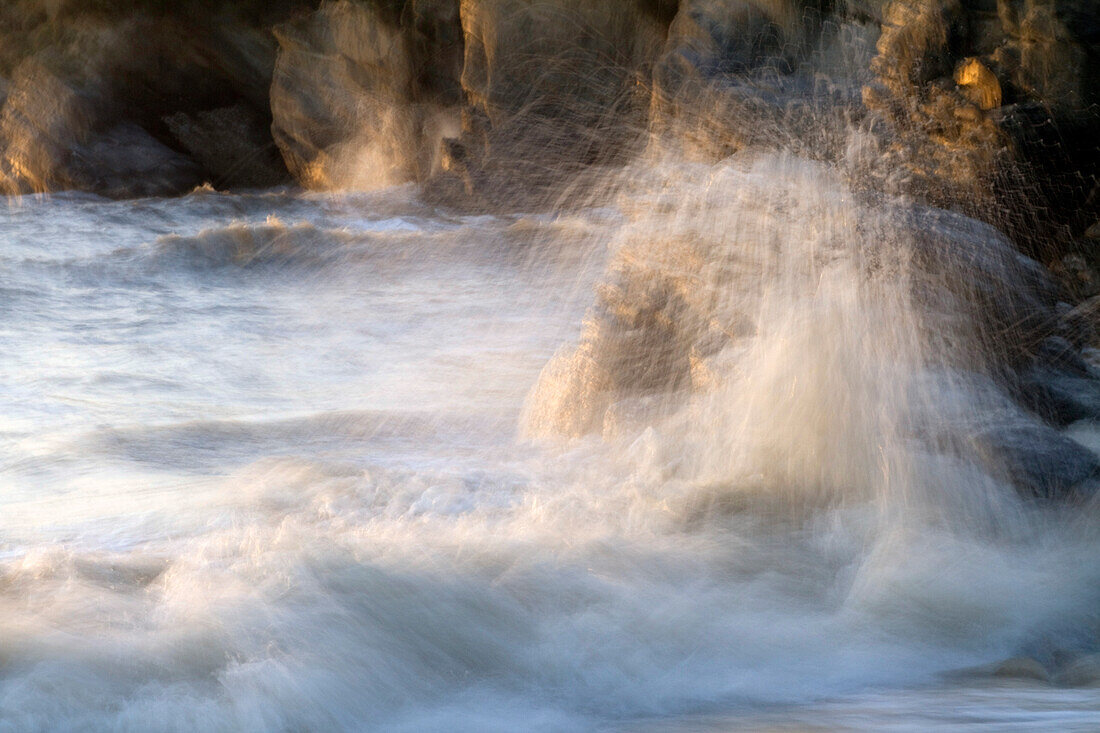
2,155 -> 1100,731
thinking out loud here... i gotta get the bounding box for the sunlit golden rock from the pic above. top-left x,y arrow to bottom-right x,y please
271,0 -> 463,191
954,57 -> 1002,110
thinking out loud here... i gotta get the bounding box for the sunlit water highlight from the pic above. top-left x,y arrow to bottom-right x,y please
1,158 -> 1099,732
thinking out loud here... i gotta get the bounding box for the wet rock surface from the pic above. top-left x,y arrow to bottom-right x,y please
0,0 -> 1095,221
866,0 -> 1100,255
972,421 -> 1100,500
270,0 -> 462,190
0,0 -> 304,196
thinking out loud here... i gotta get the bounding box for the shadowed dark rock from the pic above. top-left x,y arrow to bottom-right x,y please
867,0 -> 1100,252
0,0 -> 303,196
269,0 -> 462,191
972,421 -> 1100,500
67,123 -> 204,198
165,105 -> 287,190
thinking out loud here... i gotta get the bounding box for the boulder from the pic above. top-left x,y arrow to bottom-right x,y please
1017,363 -> 1100,426
1012,336 -> 1100,426
66,123 -> 204,198
0,58 -> 96,195
902,205 -> 1059,358
971,421 -> 1100,500
164,105 -> 288,189
1060,294 -> 1100,348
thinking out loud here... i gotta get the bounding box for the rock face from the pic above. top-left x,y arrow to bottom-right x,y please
459,0 -> 664,155
0,0 -> 1094,220
263,0 -> 674,198
165,105 -> 288,190
866,0 -> 1100,253
649,0 -> 821,158
0,0 -> 303,197
269,0 -> 463,190
420,0 -> 673,206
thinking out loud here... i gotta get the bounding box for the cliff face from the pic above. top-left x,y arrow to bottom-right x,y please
267,0 -> 1098,246
269,0 -> 463,190
865,0 -> 1100,258
0,0 -> 1095,248
0,0 -> 308,196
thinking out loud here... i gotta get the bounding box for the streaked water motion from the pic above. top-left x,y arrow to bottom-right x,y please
2,153 -> 1099,732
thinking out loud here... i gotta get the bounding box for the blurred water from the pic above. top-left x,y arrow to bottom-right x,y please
1,163 -> 1099,732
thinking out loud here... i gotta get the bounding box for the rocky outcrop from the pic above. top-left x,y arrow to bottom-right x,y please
522,155 -> 1100,501
0,1 -> 302,197
164,105 -> 287,190
0,0 -> 1094,245
865,0 -> 1100,259
269,0 -> 462,190
649,0 -> 824,158
422,0 -> 673,206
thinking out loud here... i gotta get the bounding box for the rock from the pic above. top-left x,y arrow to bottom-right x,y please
648,0 -> 853,161
863,1 -> 1009,210
955,57 -> 1002,110
902,364 -> 1100,500
164,104 -> 288,189
1049,253 -> 1100,302
1061,294 -> 1100,348
0,0 -> 1090,216
971,420 -> 1100,500
866,0 -> 1100,256
872,0 -> 957,93
1035,336 -> 1092,375
1016,364 -> 1100,426
658,0 -> 800,82
270,0 -> 462,190
460,0 -> 662,131
1055,653 -> 1100,687
441,0 -> 665,204
523,260 -> 699,438
0,1 -> 304,197
903,205 -> 1058,357
66,123 -> 204,198
992,656 -> 1051,682
1009,1 -> 1099,112
0,58 -> 96,195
